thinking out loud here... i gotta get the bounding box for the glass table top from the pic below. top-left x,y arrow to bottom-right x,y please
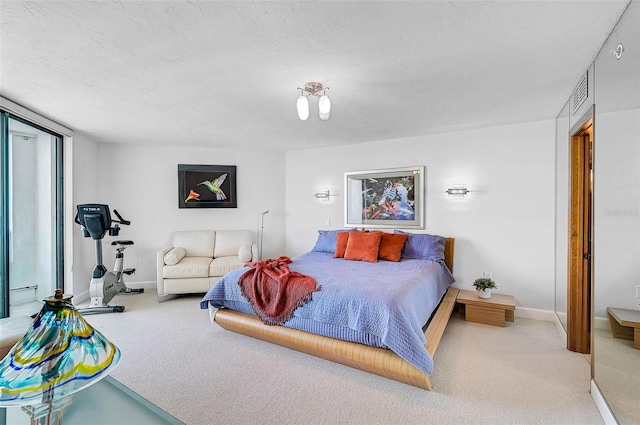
1,376 -> 184,425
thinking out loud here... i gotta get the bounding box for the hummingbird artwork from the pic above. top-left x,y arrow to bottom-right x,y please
198,174 -> 228,200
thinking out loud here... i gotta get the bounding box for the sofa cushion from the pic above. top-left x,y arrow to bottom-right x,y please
210,256 -> 245,277
173,231 -> 215,258
163,257 -> 212,279
163,278 -> 211,295
163,247 -> 186,266
238,245 -> 252,263
214,230 -> 254,258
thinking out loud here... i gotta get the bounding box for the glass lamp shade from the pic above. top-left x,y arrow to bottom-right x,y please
318,95 -> 331,120
296,95 -> 309,120
0,291 -> 121,406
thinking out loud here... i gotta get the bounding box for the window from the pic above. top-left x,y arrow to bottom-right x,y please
0,105 -> 65,318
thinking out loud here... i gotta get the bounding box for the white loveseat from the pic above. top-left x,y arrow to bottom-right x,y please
156,230 -> 257,301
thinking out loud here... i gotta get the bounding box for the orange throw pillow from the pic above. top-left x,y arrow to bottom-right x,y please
344,231 -> 382,263
378,233 -> 408,262
334,231 -> 352,258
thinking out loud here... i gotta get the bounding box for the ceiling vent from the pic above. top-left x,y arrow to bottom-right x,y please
571,71 -> 589,114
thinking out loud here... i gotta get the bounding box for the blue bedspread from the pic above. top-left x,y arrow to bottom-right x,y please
200,251 -> 454,375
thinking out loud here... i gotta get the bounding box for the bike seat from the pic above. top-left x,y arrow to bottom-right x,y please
111,240 -> 134,246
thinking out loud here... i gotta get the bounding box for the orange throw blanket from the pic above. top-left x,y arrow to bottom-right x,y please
238,256 -> 320,326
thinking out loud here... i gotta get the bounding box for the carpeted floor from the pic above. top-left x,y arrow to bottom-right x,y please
592,328 -> 640,424
83,290 -> 603,425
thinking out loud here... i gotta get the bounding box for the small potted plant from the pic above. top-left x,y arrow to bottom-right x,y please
472,277 -> 497,299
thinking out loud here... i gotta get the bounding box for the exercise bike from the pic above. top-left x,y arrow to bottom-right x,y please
75,204 -> 144,314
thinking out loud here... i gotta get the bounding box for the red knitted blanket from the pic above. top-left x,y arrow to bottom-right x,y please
238,256 -> 320,326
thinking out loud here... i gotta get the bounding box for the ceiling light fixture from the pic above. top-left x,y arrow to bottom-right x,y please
296,95 -> 309,120
297,82 -> 330,121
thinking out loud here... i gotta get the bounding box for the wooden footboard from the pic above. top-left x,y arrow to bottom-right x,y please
212,286 -> 459,390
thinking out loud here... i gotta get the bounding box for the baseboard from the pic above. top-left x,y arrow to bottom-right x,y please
71,281 -> 155,305
591,380 -> 618,425
514,306 -> 556,322
517,307 -> 610,331
593,314 -> 609,331
554,312 -> 568,340
73,289 -> 90,305
125,280 -> 156,290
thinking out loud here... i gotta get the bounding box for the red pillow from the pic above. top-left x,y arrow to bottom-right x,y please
378,233 -> 408,262
344,231 -> 383,263
334,231 -> 352,258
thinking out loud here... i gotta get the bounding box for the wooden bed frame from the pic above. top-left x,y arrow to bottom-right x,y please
210,238 -> 457,390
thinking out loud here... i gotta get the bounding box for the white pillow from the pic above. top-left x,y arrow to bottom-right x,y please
164,247 -> 186,266
237,244 -> 252,263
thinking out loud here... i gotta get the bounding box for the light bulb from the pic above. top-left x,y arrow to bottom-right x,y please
318,95 -> 331,120
297,95 -> 309,120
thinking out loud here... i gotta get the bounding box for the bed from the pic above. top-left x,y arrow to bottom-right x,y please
200,232 -> 456,390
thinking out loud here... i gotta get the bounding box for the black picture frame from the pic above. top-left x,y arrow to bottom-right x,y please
178,164 -> 237,208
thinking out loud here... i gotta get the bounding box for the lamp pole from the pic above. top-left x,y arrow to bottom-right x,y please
260,210 -> 269,260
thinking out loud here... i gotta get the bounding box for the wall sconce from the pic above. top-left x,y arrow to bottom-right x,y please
446,184 -> 469,198
297,82 -> 330,121
314,190 -> 330,200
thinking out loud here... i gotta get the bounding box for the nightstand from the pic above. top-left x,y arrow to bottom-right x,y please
607,307 -> 640,349
456,289 -> 515,327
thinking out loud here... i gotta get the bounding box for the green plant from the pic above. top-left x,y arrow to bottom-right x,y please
472,277 -> 497,291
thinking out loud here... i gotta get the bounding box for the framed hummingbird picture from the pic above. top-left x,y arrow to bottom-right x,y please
178,164 -> 237,208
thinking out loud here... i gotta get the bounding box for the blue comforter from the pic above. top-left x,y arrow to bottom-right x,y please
200,251 -> 454,375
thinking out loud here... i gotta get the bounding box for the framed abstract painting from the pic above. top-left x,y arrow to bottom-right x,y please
178,164 -> 237,208
344,166 -> 424,229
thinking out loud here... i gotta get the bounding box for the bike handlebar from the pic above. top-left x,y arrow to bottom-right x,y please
113,209 -> 131,226
74,207 -> 131,228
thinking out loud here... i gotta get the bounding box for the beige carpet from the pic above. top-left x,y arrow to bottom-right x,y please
83,290 -> 603,425
592,328 -> 640,424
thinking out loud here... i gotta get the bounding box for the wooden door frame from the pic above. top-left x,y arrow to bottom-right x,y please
567,110 -> 593,354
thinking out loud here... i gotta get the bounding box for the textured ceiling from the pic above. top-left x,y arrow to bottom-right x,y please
0,1 -> 630,151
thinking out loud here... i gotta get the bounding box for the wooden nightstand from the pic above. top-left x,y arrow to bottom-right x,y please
607,307 -> 640,349
456,289 -> 515,327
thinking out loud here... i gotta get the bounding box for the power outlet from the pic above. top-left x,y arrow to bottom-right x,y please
135,258 -> 141,267
324,218 -> 331,227
483,271 -> 492,279
636,285 -> 640,298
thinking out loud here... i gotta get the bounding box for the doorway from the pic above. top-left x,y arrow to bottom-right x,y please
567,114 -> 593,354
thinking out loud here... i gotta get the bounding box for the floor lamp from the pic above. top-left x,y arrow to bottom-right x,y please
259,210 -> 269,260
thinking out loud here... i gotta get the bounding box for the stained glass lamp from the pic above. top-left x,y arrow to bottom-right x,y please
0,289 -> 121,424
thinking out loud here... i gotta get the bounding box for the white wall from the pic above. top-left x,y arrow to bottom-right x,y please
69,120 -> 556,311
70,144 -> 287,292
70,134 -> 101,299
286,119 -> 556,311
